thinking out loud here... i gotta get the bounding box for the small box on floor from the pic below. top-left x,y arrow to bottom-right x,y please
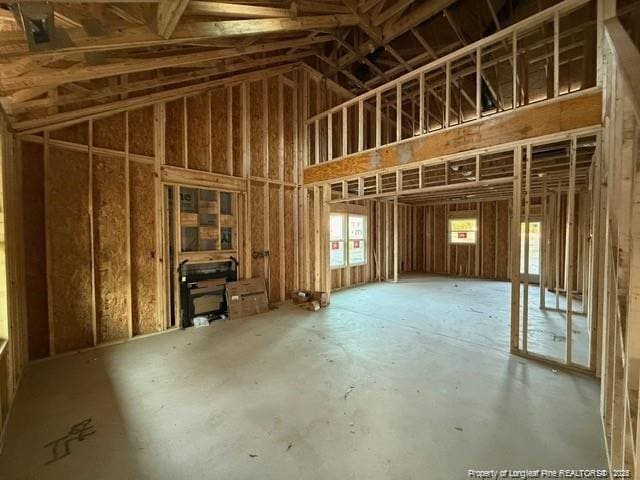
291,290 -> 329,310
291,290 -> 313,304
312,292 -> 330,308
226,278 -> 269,319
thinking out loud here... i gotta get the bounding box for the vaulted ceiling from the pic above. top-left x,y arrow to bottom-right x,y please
0,0 -> 564,123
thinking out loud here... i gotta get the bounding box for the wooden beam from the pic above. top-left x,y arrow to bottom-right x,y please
11,63 -> 298,133
303,91 -> 602,184
333,0 -> 454,72
157,0 -> 189,39
186,2 -> 290,18
7,50 -> 314,115
0,36 -> 330,93
373,0 -> 414,27
0,14 -> 358,58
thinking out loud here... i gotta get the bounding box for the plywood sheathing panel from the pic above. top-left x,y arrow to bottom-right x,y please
187,93 -> 210,172
249,81 -> 264,178
47,146 -> 94,353
304,91 -> 603,184
210,88 -> 229,175
268,184 -> 282,301
250,181 -> 265,279
93,113 -> 126,151
21,141 -> 49,359
92,154 -> 130,343
130,161 -> 160,335
231,85 -> 244,177
128,107 -> 155,157
267,77 -> 280,181
50,122 -> 89,145
164,99 -> 184,167
283,84 -> 295,184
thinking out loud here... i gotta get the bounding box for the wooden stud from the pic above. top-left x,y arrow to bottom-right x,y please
554,11 -> 560,98
565,135 -> 577,364
393,197 -> 399,282
510,146 -> 522,352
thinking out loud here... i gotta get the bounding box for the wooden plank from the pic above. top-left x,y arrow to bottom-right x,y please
11,64 -> 299,135
186,2 -> 290,18
393,197 -> 398,282
565,136 -> 577,363
304,91 -> 602,184
0,18 -> 348,62
510,146 -> 522,353
161,165 -> 246,191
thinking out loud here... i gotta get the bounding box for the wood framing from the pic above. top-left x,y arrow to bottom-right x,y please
304,90 -> 602,185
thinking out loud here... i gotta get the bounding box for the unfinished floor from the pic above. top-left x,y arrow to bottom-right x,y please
0,276 -> 606,479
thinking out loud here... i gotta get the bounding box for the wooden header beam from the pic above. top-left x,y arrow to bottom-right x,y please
303,90 -> 602,185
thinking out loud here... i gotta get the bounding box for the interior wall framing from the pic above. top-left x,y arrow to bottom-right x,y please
15,65 -> 314,362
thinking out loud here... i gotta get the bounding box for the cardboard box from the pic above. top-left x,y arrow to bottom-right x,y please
291,290 -> 312,304
193,295 -> 223,315
312,292 -> 330,308
226,278 -> 268,319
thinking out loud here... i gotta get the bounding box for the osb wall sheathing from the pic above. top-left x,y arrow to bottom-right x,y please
21,141 -> 49,359
210,88 -> 229,175
187,93 -> 210,172
250,81 -> 265,178
283,85 -> 295,184
231,85 -> 244,177
284,187 -> 295,295
267,77 -> 280,180
250,181 -> 266,278
128,107 -> 155,157
92,154 -> 130,343
50,122 -> 89,145
165,99 -> 184,167
17,66 -> 310,359
268,184 -> 281,300
47,146 -> 94,352
93,113 -> 126,151
130,161 -> 160,335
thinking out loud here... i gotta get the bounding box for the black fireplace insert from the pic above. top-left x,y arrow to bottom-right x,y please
179,258 -> 238,328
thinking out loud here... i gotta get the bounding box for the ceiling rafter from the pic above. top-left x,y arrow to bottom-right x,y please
330,0 -> 456,76
0,34 -> 333,93
4,50 -> 314,115
372,0 -> 414,27
0,14 -> 359,58
185,1 -> 291,18
157,0 -> 189,38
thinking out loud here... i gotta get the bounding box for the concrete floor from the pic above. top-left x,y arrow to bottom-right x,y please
0,275 -> 606,479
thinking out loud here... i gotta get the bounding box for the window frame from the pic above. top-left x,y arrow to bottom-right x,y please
448,215 -> 479,245
329,212 -> 368,269
179,186 -> 237,254
330,213 -> 347,268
